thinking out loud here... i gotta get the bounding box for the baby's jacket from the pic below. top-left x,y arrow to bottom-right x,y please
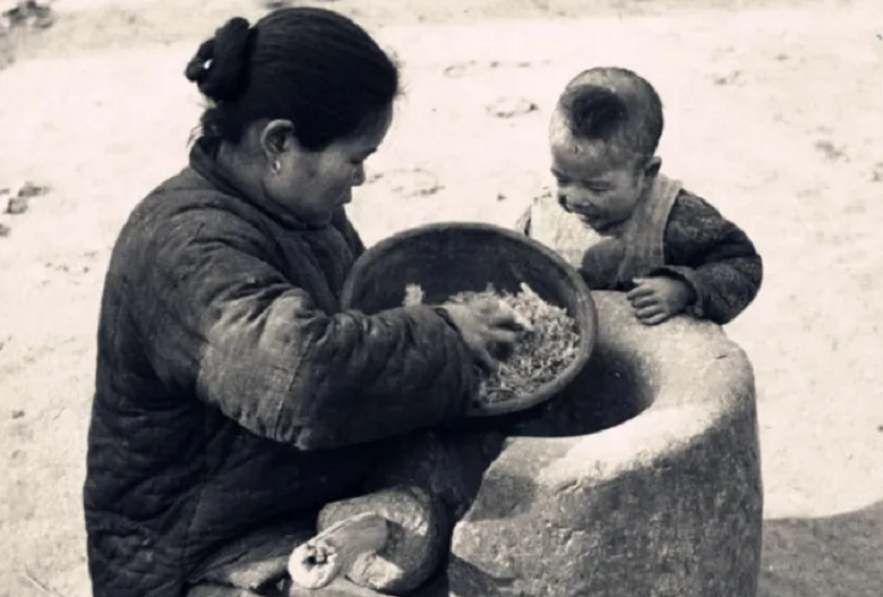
517,174 -> 763,324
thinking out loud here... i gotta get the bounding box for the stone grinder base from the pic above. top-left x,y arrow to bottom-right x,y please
187,291 -> 762,597
447,291 -> 763,597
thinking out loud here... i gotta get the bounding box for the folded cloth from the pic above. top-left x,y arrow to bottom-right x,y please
188,518 -> 314,595
185,512 -> 449,597
187,578 -> 389,597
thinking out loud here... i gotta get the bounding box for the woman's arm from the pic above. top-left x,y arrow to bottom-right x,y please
129,207 -> 479,451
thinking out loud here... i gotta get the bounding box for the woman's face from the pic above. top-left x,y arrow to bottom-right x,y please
263,106 -> 393,228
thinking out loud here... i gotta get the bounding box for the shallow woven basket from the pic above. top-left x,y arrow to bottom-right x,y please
340,222 -> 598,417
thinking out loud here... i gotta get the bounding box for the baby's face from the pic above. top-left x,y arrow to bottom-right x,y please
549,124 -> 647,232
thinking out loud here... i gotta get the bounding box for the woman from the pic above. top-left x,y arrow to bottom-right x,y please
84,8 -> 523,597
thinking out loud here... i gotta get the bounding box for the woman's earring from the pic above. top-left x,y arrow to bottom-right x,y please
272,160 -> 281,174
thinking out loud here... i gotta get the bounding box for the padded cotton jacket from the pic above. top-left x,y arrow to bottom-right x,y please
84,141 -> 478,597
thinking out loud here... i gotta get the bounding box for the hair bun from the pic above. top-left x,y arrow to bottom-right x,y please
184,17 -> 253,102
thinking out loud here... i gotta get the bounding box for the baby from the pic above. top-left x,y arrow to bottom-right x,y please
517,66 -> 763,325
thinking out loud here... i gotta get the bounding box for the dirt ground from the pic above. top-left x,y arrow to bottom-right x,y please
1,0 -> 881,595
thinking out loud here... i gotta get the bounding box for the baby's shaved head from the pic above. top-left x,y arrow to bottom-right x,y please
554,67 -> 663,163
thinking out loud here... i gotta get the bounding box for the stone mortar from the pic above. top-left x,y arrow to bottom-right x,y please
447,290 -> 763,597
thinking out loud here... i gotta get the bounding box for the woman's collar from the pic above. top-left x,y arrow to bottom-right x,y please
189,138 -> 312,231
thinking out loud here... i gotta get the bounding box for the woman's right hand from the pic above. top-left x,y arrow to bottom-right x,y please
441,298 -> 533,373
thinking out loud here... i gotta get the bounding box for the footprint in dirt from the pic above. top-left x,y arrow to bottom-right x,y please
44,251 -> 99,276
2,1 -> 54,30
1,180 -> 50,217
443,60 -> 545,78
39,251 -> 101,285
45,262 -> 92,275
712,70 -> 742,86
8,413 -> 34,442
367,168 -> 442,198
486,97 -> 538,119
7,476 -> 37,520
814,140 -> 849,163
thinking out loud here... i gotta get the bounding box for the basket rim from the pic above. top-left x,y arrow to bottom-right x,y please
340,221 -> 598,417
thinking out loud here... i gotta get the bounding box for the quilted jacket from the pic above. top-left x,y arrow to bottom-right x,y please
84,140 -> 479,597
516,187 -> 763,324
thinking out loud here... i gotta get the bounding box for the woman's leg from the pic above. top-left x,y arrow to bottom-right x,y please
186,430 -> 505,596
187,585 -> 263,597
187,516 -> 313,596
365,429 -> 507,523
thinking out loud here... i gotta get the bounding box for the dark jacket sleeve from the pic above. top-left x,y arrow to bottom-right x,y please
128,206 -> 479,451
653,191 -> 763,325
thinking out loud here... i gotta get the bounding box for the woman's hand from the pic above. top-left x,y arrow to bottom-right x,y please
441,298 -> 533,373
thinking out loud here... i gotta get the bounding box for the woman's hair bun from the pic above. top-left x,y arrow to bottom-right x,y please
184,17 -> 254,102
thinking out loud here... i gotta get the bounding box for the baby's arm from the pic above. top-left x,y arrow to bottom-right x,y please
651,191 -> 763,325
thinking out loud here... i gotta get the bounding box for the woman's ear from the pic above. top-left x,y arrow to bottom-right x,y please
259,119 -> 296,163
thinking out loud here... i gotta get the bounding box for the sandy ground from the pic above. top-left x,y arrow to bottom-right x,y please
1,0 -> 882,595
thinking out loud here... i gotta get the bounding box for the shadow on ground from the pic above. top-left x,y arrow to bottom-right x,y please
759,499 -> 883,597
423,498 -> 883,597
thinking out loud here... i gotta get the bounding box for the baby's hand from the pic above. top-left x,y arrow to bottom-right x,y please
626,276 -> 696,326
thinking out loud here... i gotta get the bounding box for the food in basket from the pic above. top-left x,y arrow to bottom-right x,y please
403,282 -> 580,405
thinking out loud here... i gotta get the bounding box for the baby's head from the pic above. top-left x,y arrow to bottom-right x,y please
549,67 -> 663,231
